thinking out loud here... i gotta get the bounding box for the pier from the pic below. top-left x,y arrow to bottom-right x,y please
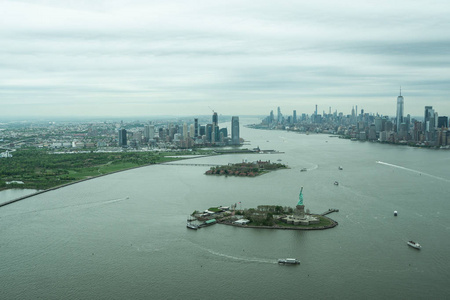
321,208 -> 339,216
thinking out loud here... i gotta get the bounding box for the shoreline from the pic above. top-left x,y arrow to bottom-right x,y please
0,155 -> 211,208
217,215 -> 338,230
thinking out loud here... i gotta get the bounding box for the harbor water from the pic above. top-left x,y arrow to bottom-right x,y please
1,119 -> 449,299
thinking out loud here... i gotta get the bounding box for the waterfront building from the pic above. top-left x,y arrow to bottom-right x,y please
231,116 -> 240,145
118,129 -> 127,147
368,124 -> 377,141
219,128 -> 227,142
438,116 -> 448,128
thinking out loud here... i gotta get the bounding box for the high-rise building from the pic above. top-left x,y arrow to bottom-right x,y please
396,88 -> 404,132
231,116 -> 240,145
144,125 -> 150,141
212,112 -> 218,126
194,118 -> 199,137
149,125 -> 155,140
277,107 -> 282,124
293,110 -> 297,123
183,123 -> 188,140
424,106 -> 434,131
206,124 -> 213,143
118,129 -> 127,147
438,116 -> 448,128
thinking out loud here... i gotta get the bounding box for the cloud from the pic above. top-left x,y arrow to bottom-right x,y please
1,0 -> 450,118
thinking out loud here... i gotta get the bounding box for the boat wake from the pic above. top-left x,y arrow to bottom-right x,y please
376,161 -> 450,183
203,248 -> 275,264
187,241 -> 275,264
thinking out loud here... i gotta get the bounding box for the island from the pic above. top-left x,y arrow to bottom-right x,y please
188,188 -> 338,230
205,160 -> 287,177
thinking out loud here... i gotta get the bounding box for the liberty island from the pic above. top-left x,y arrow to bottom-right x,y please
189,187 -> 338,230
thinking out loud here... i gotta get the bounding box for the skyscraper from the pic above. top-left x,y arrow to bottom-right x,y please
194,118 -> 199,137
396,88 -> 404,132
118,129 -> 127,147
212,112 -> 218,126
424,106 -> 434,132
231,116 -> 240,145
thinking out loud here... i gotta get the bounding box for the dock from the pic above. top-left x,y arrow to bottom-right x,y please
321,208 -> 339,216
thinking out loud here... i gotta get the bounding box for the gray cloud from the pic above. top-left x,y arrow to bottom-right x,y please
1,0 -> 449,118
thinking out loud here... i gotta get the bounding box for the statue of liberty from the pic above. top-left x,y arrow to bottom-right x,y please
297,187 -> 304,206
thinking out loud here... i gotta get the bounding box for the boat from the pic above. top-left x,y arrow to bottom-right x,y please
334,181 -> 339,185
186,223 -> 198,230
338,166 -> 343,170
278,258 -> 300,265
407,241 -> 421,249
300,168 -> 307,172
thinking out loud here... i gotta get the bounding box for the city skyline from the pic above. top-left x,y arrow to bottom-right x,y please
1,1 -> 450,118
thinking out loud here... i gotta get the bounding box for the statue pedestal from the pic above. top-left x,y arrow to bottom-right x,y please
295,205 -> 305,219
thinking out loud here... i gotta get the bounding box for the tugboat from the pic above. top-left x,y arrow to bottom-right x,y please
407,241 -> 421,250
278,258 -> 300,265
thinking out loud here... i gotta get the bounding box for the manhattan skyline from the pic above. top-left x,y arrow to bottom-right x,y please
1,0 -> 449,118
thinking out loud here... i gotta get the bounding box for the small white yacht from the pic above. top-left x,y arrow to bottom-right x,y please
407,241 -> 421,249
278,258 -> 300,265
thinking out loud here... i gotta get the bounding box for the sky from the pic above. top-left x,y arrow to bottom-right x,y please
1,0 -> 449,119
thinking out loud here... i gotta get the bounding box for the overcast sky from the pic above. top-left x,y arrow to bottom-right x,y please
1,0 -> 449,119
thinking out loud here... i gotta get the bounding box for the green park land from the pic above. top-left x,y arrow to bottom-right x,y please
0,149 -> 214,191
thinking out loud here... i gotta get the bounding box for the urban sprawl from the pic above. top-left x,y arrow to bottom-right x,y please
253,92 -> 448,148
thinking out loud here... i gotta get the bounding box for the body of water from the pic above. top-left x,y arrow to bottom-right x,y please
1,120 -> 449,299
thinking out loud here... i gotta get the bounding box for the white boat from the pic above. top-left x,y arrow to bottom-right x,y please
338,166 -> 343,170
278,258 -> 300,265
186,223 -> 198,230
407,241 -> 421,249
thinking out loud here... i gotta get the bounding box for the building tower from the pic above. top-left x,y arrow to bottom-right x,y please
118,129 -> 127,147
212,112 -> 218,127
424,106 -> 434,132
231,116 -> 240,145
194,118 -> 199,137
396,88 -> 404,132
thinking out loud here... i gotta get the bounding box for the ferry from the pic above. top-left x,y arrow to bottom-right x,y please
407,241 -> 421,249
186,223 -> 198,230
278,258 -> 300,265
